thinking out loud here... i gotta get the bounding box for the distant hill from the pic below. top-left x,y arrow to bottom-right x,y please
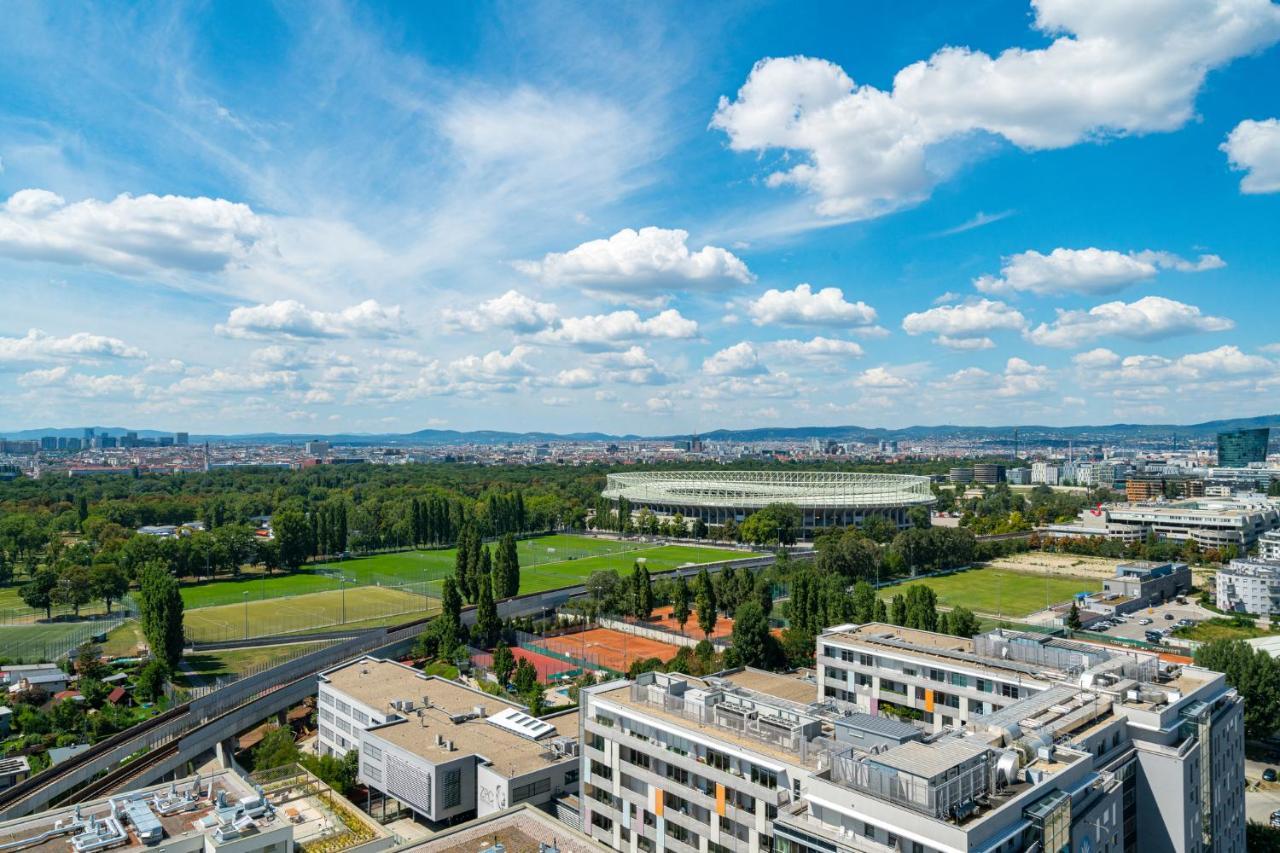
4,415 -> 1279,446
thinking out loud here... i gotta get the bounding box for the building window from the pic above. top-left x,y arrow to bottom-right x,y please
591,760 -> 613,781
590,812 -> 613,832
362,742 -> 382,761
442,769 -> 462,809
751,765 -> 778,789
565,769 -> 579,785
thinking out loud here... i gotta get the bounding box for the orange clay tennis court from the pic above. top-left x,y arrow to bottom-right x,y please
536,627 -> 682,673
639,604 -> 734,640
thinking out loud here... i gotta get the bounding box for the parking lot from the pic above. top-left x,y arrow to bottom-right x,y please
1084,598 -> 1217,643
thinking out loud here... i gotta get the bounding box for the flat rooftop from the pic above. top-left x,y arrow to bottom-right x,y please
822,624 -> 1062,682
714,667 -> 817,704
595,672 -> 832,770
0,770 -> 276,853
370,708 -> 579,778
320,657 -> 523,717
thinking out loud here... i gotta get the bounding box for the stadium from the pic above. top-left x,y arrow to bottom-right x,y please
602,470 -> 935,535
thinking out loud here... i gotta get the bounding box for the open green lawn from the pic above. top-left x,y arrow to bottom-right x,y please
184,585 -> 440,643
878,567 -> 1098,618
176,641 -> 332,689
180,535 -> 750,609
1174,617 -> 1274,643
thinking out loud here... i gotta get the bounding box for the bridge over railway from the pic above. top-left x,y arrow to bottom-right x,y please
0,552 -> 776,819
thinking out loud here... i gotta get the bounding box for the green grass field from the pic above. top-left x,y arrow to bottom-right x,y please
180,535 -> 748,609
0,621 -> 116,664
176,641 -> 332,688
184,585 -> 440,643
1174,617 -> 1274,643
878,567 -> 1098,618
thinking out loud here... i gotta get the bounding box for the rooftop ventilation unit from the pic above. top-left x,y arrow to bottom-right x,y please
486,707 -> 556,741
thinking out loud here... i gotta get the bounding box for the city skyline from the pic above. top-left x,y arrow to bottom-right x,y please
1,2 -> 1279,434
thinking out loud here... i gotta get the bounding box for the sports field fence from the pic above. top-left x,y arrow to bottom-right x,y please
0,601 -> 138,663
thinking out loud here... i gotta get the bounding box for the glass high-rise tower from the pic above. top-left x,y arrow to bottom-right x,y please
1217,427 -> 1270,467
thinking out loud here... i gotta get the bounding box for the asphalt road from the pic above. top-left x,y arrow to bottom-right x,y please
1247,757 -> 1280,825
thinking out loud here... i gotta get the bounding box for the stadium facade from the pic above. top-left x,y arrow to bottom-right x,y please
602,470 -> 934,535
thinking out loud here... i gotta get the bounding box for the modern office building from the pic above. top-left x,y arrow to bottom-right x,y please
305,440 -> 330,457
1216,557 -> 1280,615
176,432 -> 190,446
1030,462 -> 1060,485
1206,466 -> 1280,491
947,467 -> 974,485
971,464 -> 1005,485
1097,561 -> 1192,614
582,628 -> 1245,853
1006,467 -> 1031,485
1041,497 -> 1280,549
317,657 -> 580,826
1217,427 -> 1270,468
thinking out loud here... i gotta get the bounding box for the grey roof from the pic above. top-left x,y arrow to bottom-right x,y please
836,712 -> 920,740
866,737 -> 990,780
981,684 -> 1081,731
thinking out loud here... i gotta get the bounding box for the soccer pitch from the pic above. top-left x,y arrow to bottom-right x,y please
180,535 -> 749,609
877,567 -> 1098,618
0,622 -> 114,664
184,585 -> 440,643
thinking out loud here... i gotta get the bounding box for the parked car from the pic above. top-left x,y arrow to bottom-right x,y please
1164,613 -> 1175,620
1138,618 -> 1153,625
1271,808 -> 1280,828
1145,630 -> 1164,643
1264,768 -> 1278,783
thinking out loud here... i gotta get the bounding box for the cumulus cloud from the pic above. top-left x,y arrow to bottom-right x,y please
18,367 -> 149,398
1080,345 -> 1274,387
447,345 -> 538,383
0,189 -> 269,274
1025,295 -> 1233,347
593,346 -> 673,385
513,227 -> 753,299
536,308 -> 698,349
853,366 -> 915,389
936,357 -> 1050,398
550,367 -> 598,388
766,336 -> 864,360
975,248 -> 1224,296
901,298 -> 1026,348
745,283 -> 878,327
703,342 -> 767,376
1222,118 -> 1280,193
711,2 -> 1280,217
171,369 -> 301,394
216,299 -> 408,340
442,289 -> 559,333
0,329 -> 147,363
1072,348 -> 1122,368
249,346 -> 353,370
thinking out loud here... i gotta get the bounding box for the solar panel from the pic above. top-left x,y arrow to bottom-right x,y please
486,707 -> 555,740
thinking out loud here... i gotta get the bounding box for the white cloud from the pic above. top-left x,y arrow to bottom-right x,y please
171,369 -> 301,394
646,397 -> 675,414
537,308 -> 698,349
447,345 -> 538,383
249,346 -> 353,370
593,346 -> 673,386
1222,117 -> 1280,193
1072,348 -> 1122,368
216,299 -> 408,340
0,328 -> 146,363
766,336 -> 864,360
901,298 -> 1026,347
0,189 -> 270,274
936,357 -> 1051,398
745,283 -> 877,327
442,289 -> 559,333
513,227 -> 753,299
550,367 -> 598,388
853,366 -> 915,389
975,248 -> 1224,296
703,342 -> 767,376
1025,295 -> 1233,347
542,395 -> 572,407
1081,345 -> 1274,387
711,3 -> 1280,217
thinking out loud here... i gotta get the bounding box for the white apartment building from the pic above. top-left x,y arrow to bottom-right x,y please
1216,557 -> 1280,615
1041,497 -> 1280,549
317,657 -> 580,826
581,627 -> 1245,853
1030,462 -> 1060,486
1262,529 -> 1280,562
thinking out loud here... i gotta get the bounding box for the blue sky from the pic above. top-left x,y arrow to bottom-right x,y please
1,0 -> 1278,434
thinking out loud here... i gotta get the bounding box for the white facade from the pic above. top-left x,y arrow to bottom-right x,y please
1216,558 -> 1280,615
1031,462 -> 1060,485
1262,529 -> 1280,562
